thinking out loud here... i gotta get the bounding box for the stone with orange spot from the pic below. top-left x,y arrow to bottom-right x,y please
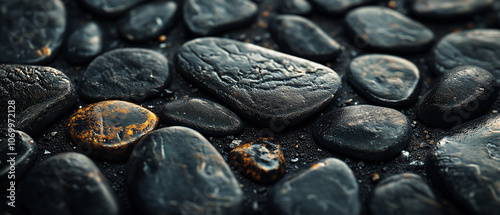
67,100 -> 158,161
229,137 -> 286,184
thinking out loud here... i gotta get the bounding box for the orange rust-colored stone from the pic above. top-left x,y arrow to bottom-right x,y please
67,100 -> 158,161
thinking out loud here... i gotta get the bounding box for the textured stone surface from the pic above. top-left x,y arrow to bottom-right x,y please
127,126 -> 244,215
183,0 -> 258,36
0,64 -> 77,135
0,129 -> 37,187
417,66 -> 498,128
79,0 -> 145,16
427,114 -> 500,214
269,15 -> 341,61
66,22 -> 103,64
411,0 -> 494,19
348,54 -> 421,108
313,105 -> 411,161
78,48 -> 170,102
22,153 -> 120,215
310,0 -> 375,15
345,6 -> 434,53
279,0 -> 312,15
268,158 -> 361,215
177,37 -> 341,128
0,0 -> 66,64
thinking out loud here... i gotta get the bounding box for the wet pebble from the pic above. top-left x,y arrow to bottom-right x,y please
229,137 -> 286,184
268,158 -> 361,215
0,129 -> 37,187
177,37 -> 341,128
22,152 -> 120,215
67,100 -> 159,161
313,105 -> 411,161
411,0 -> 494,19
78,48 -> 170,102
183,0 -> 258,36
348,54 -> 421,108
66,22 -> 103,64
417,66 -> 498,128
279,0 -> 312,15
427,114 -> 500,214
127,126 -> 244,215
309,0 -> 375,15
269,15 -> 341,61
345,6 -> 434,53
0,65 -> 77,135
79,0 -> 145,16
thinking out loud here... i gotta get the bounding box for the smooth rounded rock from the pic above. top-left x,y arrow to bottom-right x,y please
427,114 -> 500,214
78,48 -> 171,102
67,100 -> 159,161
0,129 -> 37,187
159,98 -> 243,136
345,6 -> 434,53
279,0 -> 312,15
269,15 -> 341,61
229,137 -> 286,184
348,54 -> 421,108
268,158 -> 361,215
411,0 -> 494,19
79,0 -> 145,16
127,126 -> 244,215
310,0 -> 375,15
0,0 -> 66,64
313,105 -> 411,161
66,22 -> 103,64
22,152 -> 120,215
417,66 -> 498,128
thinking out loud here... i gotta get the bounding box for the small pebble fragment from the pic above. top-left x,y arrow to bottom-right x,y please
66,22 -> 103,64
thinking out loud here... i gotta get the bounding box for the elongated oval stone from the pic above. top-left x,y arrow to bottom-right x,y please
417,66 -> 498,128
268,158 -> 361,215
411,0 -> 494,19
313,105 -> 411,161
177,37 -> 341,128
79,0 -> 146,16
127,126 -> 244,215
66,22 -> 103,64
427,114 -> 500,214
345,6 -> 434,53
309,0 -> 375,15
0,129 -> 37,187
279,0 -> 312,15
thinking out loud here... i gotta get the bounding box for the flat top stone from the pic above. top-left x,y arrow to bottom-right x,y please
66,22 -> 103,64
411,0 -> 494,18
79,0 -> 145,16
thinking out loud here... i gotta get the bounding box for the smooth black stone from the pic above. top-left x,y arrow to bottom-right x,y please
279,0 -> 312,15
268,158 -> 361,215
345,6 -> 434,53
417,66 -> 498,128
183,0 -> 258,36
0,65 -> 77,135
66,22 -> 103,64
427,114 -> 500,214
347,54 -> 421,108
78,48 -> 170,102
411,0 -> 494,19
0,0 -> 66,64
313,105 -> 411,161
118,1 -> 178,42
22,153 -> 120,215
127,126 -> 244,215
269,15 -> 341,61
79,0 -> 145,16
159,98 -> 243,136
370,173 -> 444,215
0,129 -> 37,187
310,0 -> 375,15
177,37 -> 341,128
432,29 -> 500,81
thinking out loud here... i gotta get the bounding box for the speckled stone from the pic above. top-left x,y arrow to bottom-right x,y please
66,22 -> 103,64
0,129 -> 37,187
411,0 -> 494,19
79,0 -> 146,16
279,0 -> 312,15
310,0 -> 375,15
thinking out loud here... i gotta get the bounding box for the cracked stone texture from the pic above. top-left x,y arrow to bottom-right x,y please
66,22 -> 103,64
0,64 -> 77,135
0,0 -> 66,64
432,29 -> 500,82
345,6 -> 434,53
177,37 -> 341,128
411,0 -> 494,19
79,0 -> 146,16
127,126 -> 244,215
427,114 -> 500,215
309,0 -> 375,15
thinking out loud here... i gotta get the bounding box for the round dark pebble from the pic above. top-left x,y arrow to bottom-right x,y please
78,48 -> 171,102
159,97 -> 243,136
229,137 -> 286,184
0,0 -> 66,64
268,158 -> 361,215
269,15 -> 341,61
309,0 -> 375,15
79,0 -> 145,16
127,126 -> 244,215
183,0 -> 258,36
427,114 -> 500,214
118,1 -> 178,42
0,129 -> 37,187
369,173 -> 445,215
411,0 -> 494,19
313,105 -> 411,161
22,152 -> 120,215
279,0 -> 312,15
348,54 -> 421,108
66,22 -> 103,64
417,66 -> 498,128
345,6 -> 434,53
